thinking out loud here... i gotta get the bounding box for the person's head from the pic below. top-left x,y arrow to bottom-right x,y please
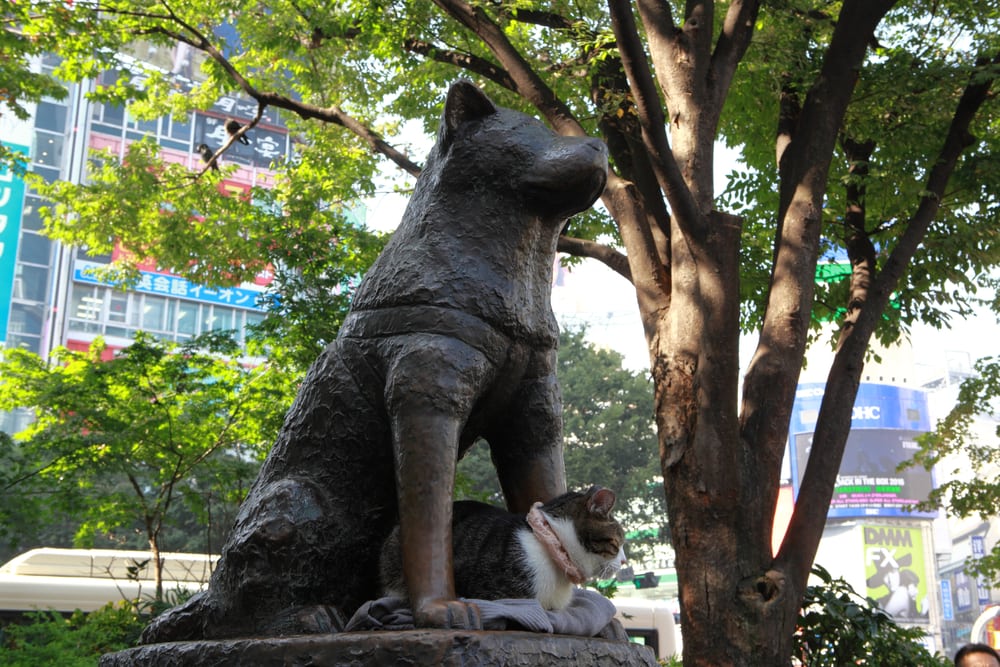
955,643 -> 1000,667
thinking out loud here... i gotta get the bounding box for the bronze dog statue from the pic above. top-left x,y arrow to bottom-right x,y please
142,80 -> 608,641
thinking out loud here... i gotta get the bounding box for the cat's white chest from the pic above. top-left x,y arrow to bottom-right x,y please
517,528 -> 575,610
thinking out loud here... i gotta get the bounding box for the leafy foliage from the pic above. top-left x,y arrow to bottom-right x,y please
0,605 -> 144,667
793,565 -> 950,667
906,356 -> 1000,582
0,333 -> 293,588
1,5 -> 996,351
720,0 -> 1000,346
33,139 -> 385,373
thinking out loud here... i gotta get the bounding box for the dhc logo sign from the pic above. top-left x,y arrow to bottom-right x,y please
853,405 -> 881,421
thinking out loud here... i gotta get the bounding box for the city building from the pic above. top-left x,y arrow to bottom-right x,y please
1,49 -> 291,434
790,330 -> 998,657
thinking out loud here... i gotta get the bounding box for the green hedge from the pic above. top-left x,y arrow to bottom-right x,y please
0,604 -> 145,667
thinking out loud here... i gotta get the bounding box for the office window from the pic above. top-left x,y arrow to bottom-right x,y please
6,333 -> 41,354
33,133 -> 65,168
215,307 -> 234,332
20,197 -> 45,231
8,302 -> 44,337
170,112 -> 192,141
35,101 -> 68,132
17,232 -> 51,266
200,305 -> 230,333
41,53 -> 62,71
13,264 -> 48,302
105,290 -> 127,326
95,102 -> 125,128
70,285 -> 101,318
244,310 -> 264,332
76,247 -> 114,263
68,284 -> 103,333
142,295 -> 168,331
31,165 -> 61,185
176,301 -> 198,337
129,114 -> 159,135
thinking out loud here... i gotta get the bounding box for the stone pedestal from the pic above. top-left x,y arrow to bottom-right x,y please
100,630 -> 659,666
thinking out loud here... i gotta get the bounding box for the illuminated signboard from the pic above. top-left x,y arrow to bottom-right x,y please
789,382 -> 936,519
73,260 -> 267,311
863,524 -> 931,623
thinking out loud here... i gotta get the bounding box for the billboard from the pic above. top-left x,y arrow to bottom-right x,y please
864,524 -> 931,623
972,535 -> 992,606
0,141 -> 29,344
194,114 -> 288,169
789,383 -> 935,518
73,260 -> 267,311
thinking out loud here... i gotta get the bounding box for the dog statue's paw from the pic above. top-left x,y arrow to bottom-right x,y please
414,598 -> 482,630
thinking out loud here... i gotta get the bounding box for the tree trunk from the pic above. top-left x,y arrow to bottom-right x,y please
150,537 -> 164,602
611,2 -> 899,664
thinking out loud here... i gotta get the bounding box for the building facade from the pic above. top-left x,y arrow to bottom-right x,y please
0,52 -> 291,434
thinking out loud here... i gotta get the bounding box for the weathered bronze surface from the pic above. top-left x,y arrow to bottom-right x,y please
139,80 -> 609,645
106,629 -> 658,666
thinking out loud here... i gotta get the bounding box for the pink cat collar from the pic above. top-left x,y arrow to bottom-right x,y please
526,502 -> 586,585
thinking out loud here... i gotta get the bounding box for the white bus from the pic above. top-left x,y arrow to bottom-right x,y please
614,597 -> 682,661
0,547 -> 217,614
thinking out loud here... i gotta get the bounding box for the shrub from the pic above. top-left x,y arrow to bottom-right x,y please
793,564 -> 950,666
0,603 -> 144,667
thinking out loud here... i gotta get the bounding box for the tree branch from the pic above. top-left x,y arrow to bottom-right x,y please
740,1 -> 896,591
432,0 -> 586,136
836,136 -> 877,348
501,6 -> 576,31
608,0 -> 702,240
192,101 -> 267,179
874,52 -> 999,299
557,235 -> 632,282
590,55 -> 672,269
127,10 -> 423,178
711,0 -> 761,109
403,38 -> 516,91
775,77 -> 801,169
776,33 -> 997,594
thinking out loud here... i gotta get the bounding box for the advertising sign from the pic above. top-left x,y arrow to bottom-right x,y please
194,114 -> 288,169
0,141 -> 29,344
941,578 -> 955,621
972,535 -> 992,606
864,524 -> 931,623
789,383 -> 935,518
956,571 -> 974,612
73,260 -> 267,311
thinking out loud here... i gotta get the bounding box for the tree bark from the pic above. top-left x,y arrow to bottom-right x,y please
633,1 -> 897,664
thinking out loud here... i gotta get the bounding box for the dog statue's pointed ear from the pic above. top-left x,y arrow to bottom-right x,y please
438,80 -> 497,149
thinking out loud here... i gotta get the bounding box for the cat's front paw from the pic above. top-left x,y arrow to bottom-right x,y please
413,598 -> 482,630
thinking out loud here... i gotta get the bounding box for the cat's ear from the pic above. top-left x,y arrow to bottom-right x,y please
588,487 -> 616,516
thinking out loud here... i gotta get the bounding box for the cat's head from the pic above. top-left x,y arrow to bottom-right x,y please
541,486 -> 627,581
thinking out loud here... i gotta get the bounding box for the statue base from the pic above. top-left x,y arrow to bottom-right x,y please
100,629 -> 659,666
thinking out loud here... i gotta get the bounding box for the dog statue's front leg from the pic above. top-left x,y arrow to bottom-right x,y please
393,410 -> 483,629
490,352 -> 567,513
386,336 -> 491,629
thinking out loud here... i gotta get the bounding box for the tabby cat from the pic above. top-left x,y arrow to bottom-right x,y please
379,486 -> 626,611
